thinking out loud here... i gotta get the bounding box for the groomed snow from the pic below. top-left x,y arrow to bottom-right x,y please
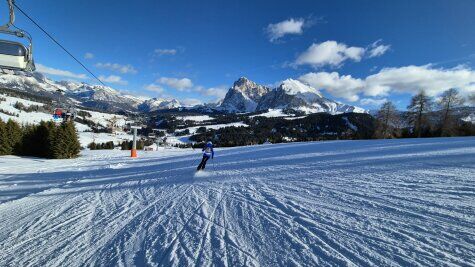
0,137 -> 474,266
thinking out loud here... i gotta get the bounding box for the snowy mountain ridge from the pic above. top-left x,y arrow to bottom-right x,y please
220,77 -> 365,114
0,72 -> 365,115
280,78 -> 323,96
0,71 -> 180,113
138,98 -> 181,112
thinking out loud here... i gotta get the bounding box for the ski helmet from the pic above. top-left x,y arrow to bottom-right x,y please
207,141 -> 213,146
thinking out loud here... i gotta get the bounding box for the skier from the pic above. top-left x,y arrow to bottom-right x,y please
197,141 -> 214,171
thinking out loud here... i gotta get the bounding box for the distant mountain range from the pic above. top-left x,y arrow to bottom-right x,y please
0,71 -> 181,113
219,77 -> 365,114
0,71 -> 364,115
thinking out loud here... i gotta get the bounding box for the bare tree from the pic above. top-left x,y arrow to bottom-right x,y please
407,90 -> 433,137
375,101 -> 400,138
438,88 -> 464,136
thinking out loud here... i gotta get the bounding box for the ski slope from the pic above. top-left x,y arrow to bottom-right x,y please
0,137 -> 474,266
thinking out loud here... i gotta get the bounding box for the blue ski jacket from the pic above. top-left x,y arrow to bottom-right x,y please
202,143 -> 214,158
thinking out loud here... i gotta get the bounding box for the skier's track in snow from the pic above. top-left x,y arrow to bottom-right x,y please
0,137 -> 474,266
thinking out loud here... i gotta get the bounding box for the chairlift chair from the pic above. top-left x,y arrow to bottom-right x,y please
64,106 -> 77,121
52,108 -> 63,123
52,106 -> 77,122
0,0 -> 35,72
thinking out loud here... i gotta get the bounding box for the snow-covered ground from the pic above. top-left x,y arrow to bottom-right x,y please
250,109 -> 289,118
175,115 -> 215,122
165,122 -> 249,145
0,94 -> 52,124
0,137 -> 474,266
462,113 -> 475,124
185,121 -> 248,135
80,109 -> 127,128
77,131 -> 133,147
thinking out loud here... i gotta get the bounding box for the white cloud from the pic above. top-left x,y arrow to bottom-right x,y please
84,52 -> 94,59
154,48 -> 177,56
99,75 -> 127,85
360,98 -> 388,107
368,40 -> 391,58
295,41 -> 366,68
157,77 -> 193,91
146,76 -> 225,102
294,40 -> 391,68
36,63 -> 88,79
299,72 -> 364,101
298,65 -> 475,102
365,65 -> 475,97
181,98 -> 202,106
266,18 -> 306,42
144,83 -> 165,94
95,62 -> 137,74
194,85 -> 228,100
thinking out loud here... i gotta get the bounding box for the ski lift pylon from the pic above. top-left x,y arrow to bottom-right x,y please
0,0 -> 35,71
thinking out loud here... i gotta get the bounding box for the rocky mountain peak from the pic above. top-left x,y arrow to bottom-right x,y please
219,77 -> 270,113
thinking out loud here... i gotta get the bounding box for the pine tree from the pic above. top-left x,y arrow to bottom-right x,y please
20,121 -> 56,157
5,119 -> 22,155
88,142 -> 97,150
121,141 -> 130,150
407,90 -> 433,137
437,88 -> 465,136
62,121 -> 81,158
0,118 -> 8,155
51,121 -> 80,159
19,124 -> 34,156
106,141 -> 114,149
374,101 -> 400,139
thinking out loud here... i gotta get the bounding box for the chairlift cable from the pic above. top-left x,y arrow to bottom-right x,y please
12,2 -> 106,86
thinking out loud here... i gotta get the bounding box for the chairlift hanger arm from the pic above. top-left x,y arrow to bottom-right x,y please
0,0 -> 35,71
0,0 -> 28,40
0,0 -> 14,29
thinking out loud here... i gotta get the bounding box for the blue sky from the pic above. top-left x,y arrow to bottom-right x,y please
6,0 -> 475,109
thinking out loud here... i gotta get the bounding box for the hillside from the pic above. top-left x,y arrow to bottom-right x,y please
0,137 -> 474,266
0,90 -> 133,147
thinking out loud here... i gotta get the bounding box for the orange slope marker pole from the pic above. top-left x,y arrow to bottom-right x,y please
130,126 -> 140,158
